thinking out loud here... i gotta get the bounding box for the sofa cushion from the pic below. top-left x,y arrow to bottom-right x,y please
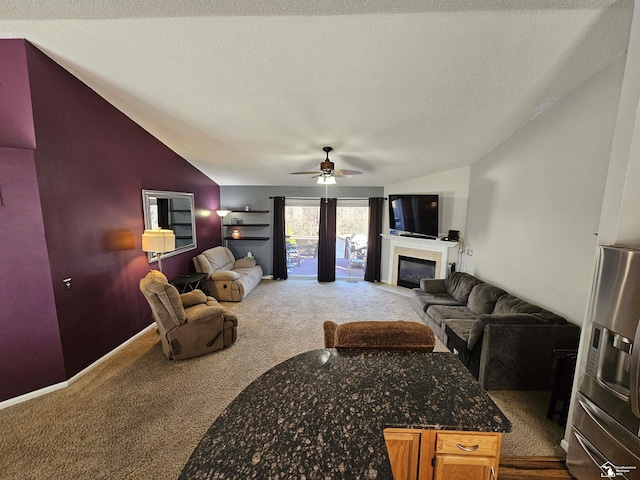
196,247 -> 235,273
411,289 -> 463,313
467,313 -> 553,350
467,283 -> 506,315
445,272 -> 482,304
445,319 -> 475,342
427,304 -> 477,327
494,294 -> 566,323
494,294 -> 543,315
234,257 -> 257,268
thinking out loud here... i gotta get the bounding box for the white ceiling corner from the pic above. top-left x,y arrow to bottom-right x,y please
0,0 -> 634,186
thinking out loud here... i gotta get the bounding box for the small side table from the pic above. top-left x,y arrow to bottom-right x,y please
170,272 -> 208,294
546,349 -> 577,426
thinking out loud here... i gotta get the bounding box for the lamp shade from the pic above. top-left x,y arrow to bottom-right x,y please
317,176 -> 336,185
216,209 -> 231,217
142,228 -> 176,253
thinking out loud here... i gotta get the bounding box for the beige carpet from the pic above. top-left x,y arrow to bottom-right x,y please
0,279 -> 565,479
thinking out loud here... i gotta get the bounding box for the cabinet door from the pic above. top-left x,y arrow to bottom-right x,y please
384,428 -> 421,480
433,454 -> 497,480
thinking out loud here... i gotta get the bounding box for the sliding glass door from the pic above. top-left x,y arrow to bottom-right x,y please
285,199 -> 368,279
336,201 -> 369,279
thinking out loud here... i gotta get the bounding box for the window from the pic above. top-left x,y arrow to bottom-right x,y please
285,199 -> 368,279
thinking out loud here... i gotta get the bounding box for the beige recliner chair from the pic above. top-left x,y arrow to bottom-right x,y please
139,270 -> 238,360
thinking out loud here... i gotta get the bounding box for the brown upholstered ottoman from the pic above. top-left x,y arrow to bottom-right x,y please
323,320 -> 435,352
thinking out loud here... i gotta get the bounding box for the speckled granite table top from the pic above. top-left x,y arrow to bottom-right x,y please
179,350 -> 511,480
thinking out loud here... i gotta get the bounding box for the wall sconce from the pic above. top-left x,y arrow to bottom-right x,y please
142,228 -> 176,273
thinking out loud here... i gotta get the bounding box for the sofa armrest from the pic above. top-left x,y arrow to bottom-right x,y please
211,270 -> 241,281
477,323 -> 580,390
180,290 -> 208,308
184,304 -> 226,324
419,278 -> 446,293
323,321 -> 338,348
223,311 -> 238,324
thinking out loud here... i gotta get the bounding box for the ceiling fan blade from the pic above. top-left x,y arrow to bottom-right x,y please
290,170 -> 322,175
333,172 -> 352,178
334,169 -> 363,175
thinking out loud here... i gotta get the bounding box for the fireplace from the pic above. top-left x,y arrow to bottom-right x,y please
397,255 -> 436,289
383,234 -> 457,284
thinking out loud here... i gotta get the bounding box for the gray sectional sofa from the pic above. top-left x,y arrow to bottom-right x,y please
411,272 -> 580,390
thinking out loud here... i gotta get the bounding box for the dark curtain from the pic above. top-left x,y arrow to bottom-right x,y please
317,198 -> 337,282
272,196 -> 288,280
157,198 -> 170,229
365,197 -> 384,282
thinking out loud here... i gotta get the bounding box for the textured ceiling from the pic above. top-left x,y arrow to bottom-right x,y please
0,0 -> 634,186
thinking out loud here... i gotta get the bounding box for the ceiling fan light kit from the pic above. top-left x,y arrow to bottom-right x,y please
290,146 -> 363,184
317,176 -> 336,185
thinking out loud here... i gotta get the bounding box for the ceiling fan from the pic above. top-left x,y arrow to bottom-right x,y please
290,146 -> 363,184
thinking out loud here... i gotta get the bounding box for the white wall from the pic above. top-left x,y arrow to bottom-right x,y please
381,166 -> 470,282
564,4 -> 640,449
464,56 -> 626,325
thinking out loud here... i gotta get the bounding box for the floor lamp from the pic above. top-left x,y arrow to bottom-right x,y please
142,228 -> 176,273
216,209 -> 230,246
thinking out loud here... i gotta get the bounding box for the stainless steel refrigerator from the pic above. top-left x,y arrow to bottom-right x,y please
567,245 -> 640,479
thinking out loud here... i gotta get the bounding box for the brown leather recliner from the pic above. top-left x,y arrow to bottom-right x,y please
323,320 -> 435,352
139,270 -> 238,360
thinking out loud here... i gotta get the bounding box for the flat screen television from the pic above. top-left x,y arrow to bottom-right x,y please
388,194 -> 439,238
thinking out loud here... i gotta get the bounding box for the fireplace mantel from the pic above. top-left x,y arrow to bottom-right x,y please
381,234 -> 459,285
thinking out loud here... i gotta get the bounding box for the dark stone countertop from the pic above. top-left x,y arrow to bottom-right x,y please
179,350 -> 511,480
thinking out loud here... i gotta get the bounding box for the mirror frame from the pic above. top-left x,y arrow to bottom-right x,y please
142,189 -> 197,263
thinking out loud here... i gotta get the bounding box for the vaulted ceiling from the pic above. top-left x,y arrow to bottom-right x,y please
0,0 -> 634,186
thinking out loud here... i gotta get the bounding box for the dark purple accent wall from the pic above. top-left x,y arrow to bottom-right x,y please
0,39 -> 223,401
0,147 -> 66,399
0,39 -> 36,150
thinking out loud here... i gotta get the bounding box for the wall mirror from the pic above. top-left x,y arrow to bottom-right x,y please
142,189 -> 197,262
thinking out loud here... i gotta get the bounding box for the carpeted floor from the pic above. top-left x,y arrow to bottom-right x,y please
0,279 -> 565,479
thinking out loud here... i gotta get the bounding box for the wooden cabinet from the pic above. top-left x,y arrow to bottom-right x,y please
433,432 -> 500,480
384,429 -> 502,480
384,429 -> 422,480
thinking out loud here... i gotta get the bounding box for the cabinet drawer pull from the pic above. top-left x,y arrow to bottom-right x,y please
456,443 -> 480,452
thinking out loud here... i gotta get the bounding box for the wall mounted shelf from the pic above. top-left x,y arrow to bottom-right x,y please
223,210 -> 271,243
223,223 -> 269,227
224,236 -> 270,241
229,210 -> 269,213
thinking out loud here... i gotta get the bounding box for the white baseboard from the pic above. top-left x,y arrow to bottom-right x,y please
0,324 -> 155,411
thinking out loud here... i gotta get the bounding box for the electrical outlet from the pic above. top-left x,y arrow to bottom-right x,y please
63,278 -> 72,290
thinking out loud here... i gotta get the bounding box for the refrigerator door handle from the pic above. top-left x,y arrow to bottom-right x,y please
630,320 -> 640,417
578,393 -> 640,449
572,429 -> 608,469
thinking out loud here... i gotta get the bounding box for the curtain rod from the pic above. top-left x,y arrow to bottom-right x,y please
269,196 -> 386,200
